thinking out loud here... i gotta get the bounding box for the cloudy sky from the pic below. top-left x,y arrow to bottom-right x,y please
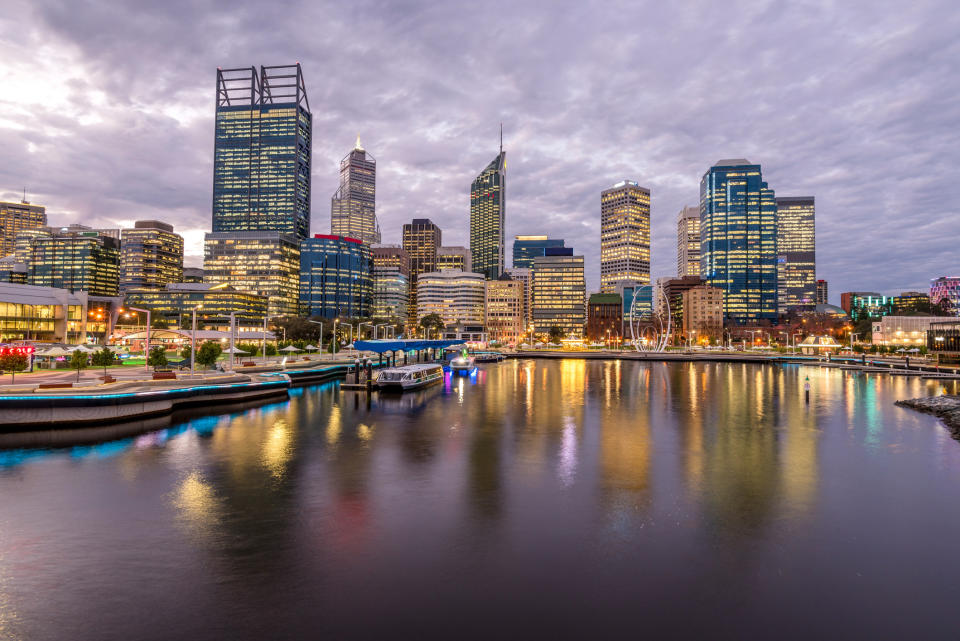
1,0 -> 957,299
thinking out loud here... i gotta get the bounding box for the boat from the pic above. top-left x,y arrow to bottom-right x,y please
376,364 -> 445,391
474,352 -> 504,363
449,352 -> 477,376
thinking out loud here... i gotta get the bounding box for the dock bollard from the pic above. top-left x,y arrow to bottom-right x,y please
365,359 -> 372,393
354,358 -> 361,384
804,376 -> 811,404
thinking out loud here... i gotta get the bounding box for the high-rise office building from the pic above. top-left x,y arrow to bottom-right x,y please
0,200 -> 46,257
437,246 -> 471,272
299,234 -> 372,319
120,221 -> 184,292
203,231 -> 300,317
676,205 -> 700,277
485,274 -> 524,345
532,251 -> 586,338
19,228 -> 120,296
512,236 -> 565,270
816,279 -> 828,305
776,196 -> 816,313
700,159 -> 778,323
212,64 -> 311,239
402,218 -> 442,324
371,245 -> 410,321
331,136 -> 379,243
470,146 -> 506,279
416,270 -> 486,326
600,180 -> 650,293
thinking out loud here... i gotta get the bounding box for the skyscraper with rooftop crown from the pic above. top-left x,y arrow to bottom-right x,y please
600,180 -> 650,293
470,136 -> 506,280
331,136 -> 379,243
699,159 -> 778,323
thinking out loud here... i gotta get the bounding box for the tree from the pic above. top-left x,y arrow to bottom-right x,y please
151,317 -> 169,329
91,346 -> 115,378
69,350 -> 88,382
196,342 -> 222,370
0,353 -> 28,384
180,344 -> 193,361
548,326 -> 565,344
147,345 -> 168,370
419,313 -> 445,338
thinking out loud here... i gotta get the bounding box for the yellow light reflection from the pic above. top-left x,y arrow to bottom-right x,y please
261,419 -> 293,480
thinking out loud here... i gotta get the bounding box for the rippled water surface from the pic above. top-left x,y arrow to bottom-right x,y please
1,360 -> 959,640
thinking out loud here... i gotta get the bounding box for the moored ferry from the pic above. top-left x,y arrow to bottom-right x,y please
376,364 -> 445,391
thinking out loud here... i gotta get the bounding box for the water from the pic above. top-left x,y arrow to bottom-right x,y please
1,360 -> 959,640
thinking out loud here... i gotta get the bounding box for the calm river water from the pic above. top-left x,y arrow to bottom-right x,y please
1,359 -> 959,640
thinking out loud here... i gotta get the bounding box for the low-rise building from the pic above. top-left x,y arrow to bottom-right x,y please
485,274 -> 524,345
124,282 -> 267,330
682,285 -> 723,343
871,316 -> 944,347
0,282 -> 111,344
586,293 -> 622,344
930,277 -> 960,316
927,319 -> 960,363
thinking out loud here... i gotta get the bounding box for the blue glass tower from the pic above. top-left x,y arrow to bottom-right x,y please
700,159 -> 778,323
212,65 -> 311,240
512,236 -> 565,269
299,235 -> 372,318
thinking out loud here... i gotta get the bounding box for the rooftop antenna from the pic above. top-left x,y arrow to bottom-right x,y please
22,187 -> 26,204
499,122 -> 503,154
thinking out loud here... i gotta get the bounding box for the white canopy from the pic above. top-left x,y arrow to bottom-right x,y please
304,344 -> 319,351
279,345 -> 300,352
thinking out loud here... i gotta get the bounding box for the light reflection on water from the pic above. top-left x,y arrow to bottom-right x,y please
0,361 -> 958,639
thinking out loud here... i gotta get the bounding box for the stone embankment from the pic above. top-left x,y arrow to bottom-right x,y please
896,395 -> 960,436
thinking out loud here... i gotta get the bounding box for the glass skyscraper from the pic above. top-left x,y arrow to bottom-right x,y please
20,229 -> 120,296
331,136 -> 379,243
402,218 -> 442,325
700,159 -> 778,323
470,150 -> 506,279
776,196 -> 816,313
371,245 -> 410,321
299,235 -> 372,319
676,205 -> 700,277
600,180 -> 651,293
120,221 -> 184,292
532,250 -> 586,338
204,231 -> 300,317
512,236 -> 565,269
212,65 -> 311,240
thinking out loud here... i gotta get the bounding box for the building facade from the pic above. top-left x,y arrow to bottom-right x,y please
816,279 -> 828,305
299,235 -> 372,319
930,277 -> 960,316
485,274 -> 524,345
505,267 -> 532,329
776,196 -> 816,313
871,316 -> 943,347
893,291 -> 931,313
532,253 -> 586,338
120,221 -> 184,292
586,293 -> 623,344
416,270 -> 486,327
0,282 -> 95,344
331,136 -> 379,243
437,246 -> 471,272
600,180 -> 651,293
0,200 -> 46,258
20,228 -> 120,296
212,64 -> 311,240
676,205 -> 700,277
183,267 -> 204,283
124,282 -> 267,329
847,293 -> 893,321
371,245 -> 410,321
700,159 -> 778,323
682,285 -> 724,343
402,218 -> 442,324
203,231 -> 300,317
512,236 -> 565,270
470,150 -> 506,279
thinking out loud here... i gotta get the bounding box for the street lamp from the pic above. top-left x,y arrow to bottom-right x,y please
850,332 -> 860,353
374,323 -> 390,339
306,319 -> 323,359
358,322 -> 373,342
332,318 -> 339,356
123,307 -> 151,372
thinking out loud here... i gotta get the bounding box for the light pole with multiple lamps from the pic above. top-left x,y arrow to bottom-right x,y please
190,305 -> 202,377
123,307 -> 151,372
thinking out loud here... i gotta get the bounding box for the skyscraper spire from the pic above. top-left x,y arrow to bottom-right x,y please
355,134 -> 364,151
499,122 -> 503,154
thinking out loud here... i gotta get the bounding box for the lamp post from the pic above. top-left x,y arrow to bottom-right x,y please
306,319 -> 323,359
228,311 -> 236,371
125,307 -> 151,372
374,323 -> 389,339
850,332 -> 860,354
332,318 -> 339,356
358,322 -> 373,342
262,316 -> 268,365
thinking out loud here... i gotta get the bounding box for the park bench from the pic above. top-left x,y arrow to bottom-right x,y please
37,383 -> 73,389
152,372 -> 177,380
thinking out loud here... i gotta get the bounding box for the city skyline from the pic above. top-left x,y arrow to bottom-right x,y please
0,1 -> 957,296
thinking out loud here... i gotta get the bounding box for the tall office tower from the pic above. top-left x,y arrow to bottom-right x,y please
371,245 -> 410,321
505,267 -> 532,327
676,205 -> 700,277
600,180 -> 651,293
0,200 -> 46,257
120,221 -> 184,292
470,144 -> 506,279
212,64 -> 311,239
532,251 -> 586,338
299,235 -> 372,319
930,276 -> 960,316
203,232 -> 300,316
402,218 -> 442,324
816,279 -> 828,305
485,274 -> 524,345
331,136 -> 379,243
776,196 -> 816,313
700,159 -> 778,323
437,246 -> 471,272
416,270 -> 486,326
512,236 -> 565,269
20,229 -> 120,295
